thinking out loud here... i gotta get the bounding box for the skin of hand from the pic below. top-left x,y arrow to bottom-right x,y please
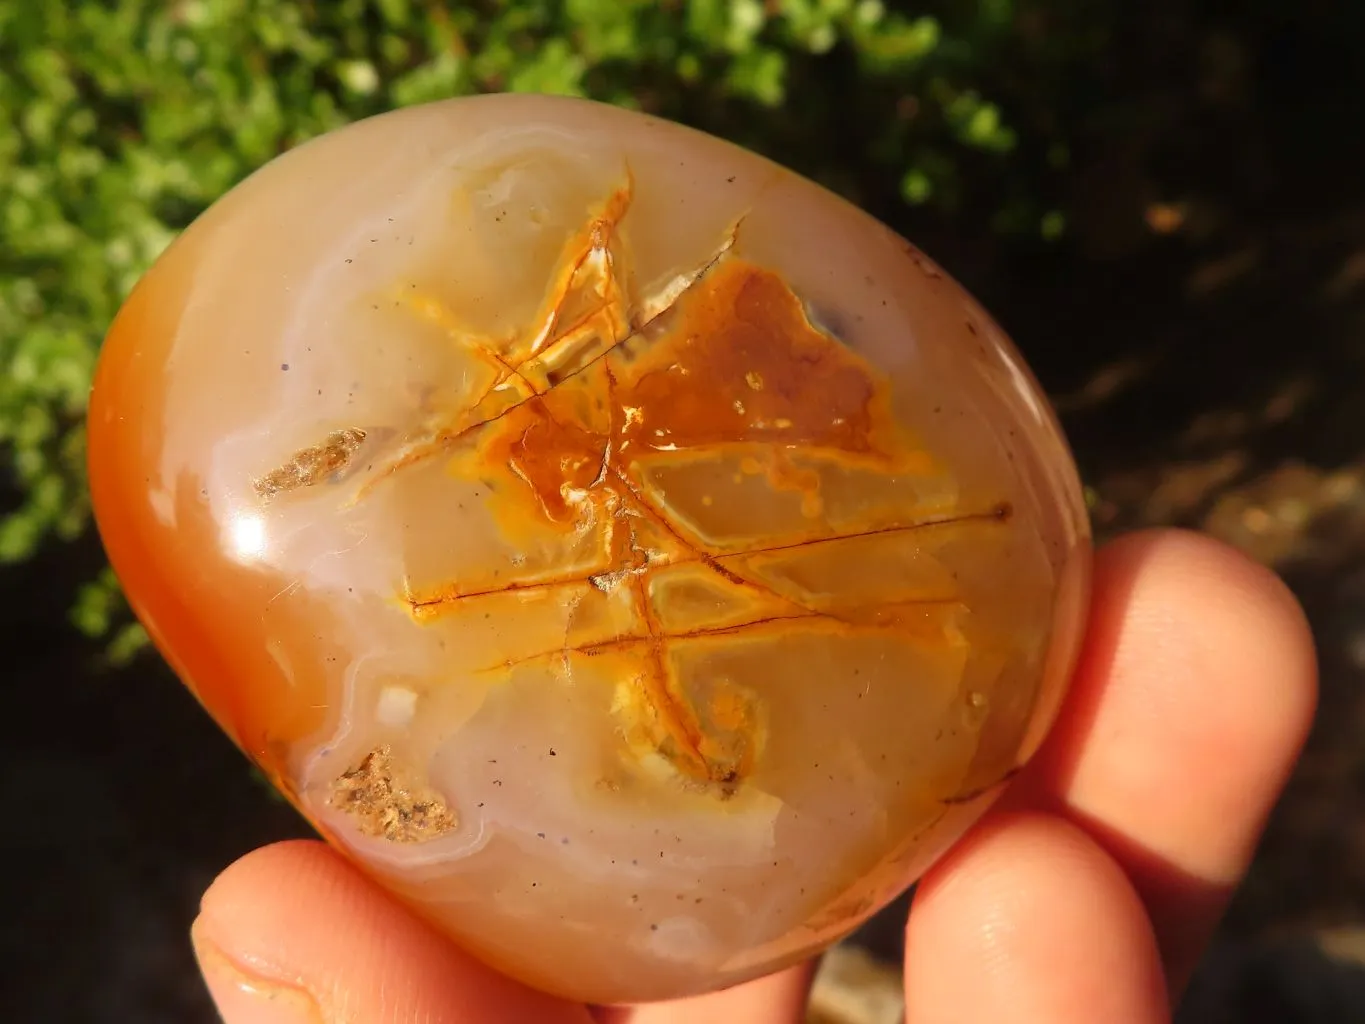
187,529 -> 1318,1024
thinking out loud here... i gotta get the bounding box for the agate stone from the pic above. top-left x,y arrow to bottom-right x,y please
87,93 -> 1091,1005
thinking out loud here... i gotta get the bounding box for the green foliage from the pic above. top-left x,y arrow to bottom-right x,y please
0,0 -> 1099,640
71,566 -> 148,663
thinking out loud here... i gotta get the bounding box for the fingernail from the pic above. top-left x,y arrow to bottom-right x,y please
191,917 -> 326,1024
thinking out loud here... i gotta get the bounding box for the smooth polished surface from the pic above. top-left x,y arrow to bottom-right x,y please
88,93 -> 1091,1005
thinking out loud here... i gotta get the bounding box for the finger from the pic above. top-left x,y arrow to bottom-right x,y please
1016,529 -> 1317,991
191,839 -> 594,1024
905,811 -> 1169,1023
591,961 -> 816,1024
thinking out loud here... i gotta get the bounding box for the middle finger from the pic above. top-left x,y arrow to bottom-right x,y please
1007,530 -> 1316,990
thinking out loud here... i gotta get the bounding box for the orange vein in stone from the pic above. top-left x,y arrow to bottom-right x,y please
476,602 -> 960,676
630,568 -> 711,775
592,356 -> 705,774
401,508 -> 1001,612
356,195 -> 744,497
607,462 -> 836,625
711,503 -> 1014,564
506,175 -> 631,367
605,461 -> 837,620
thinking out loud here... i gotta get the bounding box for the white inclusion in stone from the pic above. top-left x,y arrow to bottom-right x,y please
376,685 -> 419,728
645,915 -> 720,965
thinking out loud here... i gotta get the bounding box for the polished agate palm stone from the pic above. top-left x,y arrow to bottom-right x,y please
87,94 -> 1090,1004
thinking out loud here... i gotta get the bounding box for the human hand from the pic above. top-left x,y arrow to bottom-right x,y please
187,529 -> 1316,1024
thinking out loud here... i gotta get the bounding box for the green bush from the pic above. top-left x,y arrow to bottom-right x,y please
0,0 -> 1097,643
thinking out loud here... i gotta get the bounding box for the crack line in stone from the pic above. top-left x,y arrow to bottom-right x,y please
403,507 -> 1005,611
472,602 -> 963,678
